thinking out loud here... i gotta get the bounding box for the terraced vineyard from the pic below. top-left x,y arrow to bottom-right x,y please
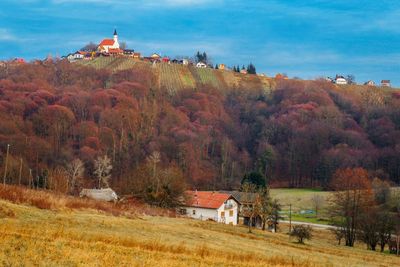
190,67 -> 223,89
78,57 -> 139,72
76,58 -> 273,93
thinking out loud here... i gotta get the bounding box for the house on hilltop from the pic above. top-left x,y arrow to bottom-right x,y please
364,80 -> 375,86
98,29 -> 120,53
381,80 -> 391,87
334,75 -> 348,85
181,191 -> 239,225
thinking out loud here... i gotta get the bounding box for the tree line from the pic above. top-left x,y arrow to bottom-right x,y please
0,60 -> 400,198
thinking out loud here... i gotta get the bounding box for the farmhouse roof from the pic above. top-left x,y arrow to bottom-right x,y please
99,39 -> 115,46
184,191 -> 237,209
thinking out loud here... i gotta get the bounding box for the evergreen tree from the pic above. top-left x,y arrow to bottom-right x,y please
247,63 -> 257,74
215,64 -> 219,69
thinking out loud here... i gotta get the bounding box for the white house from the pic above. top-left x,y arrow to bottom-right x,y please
335,75 -> 348,85
98,29 -> 120,53
381,80 -> 391,87
364,80 -> 375,86
181,191 -> 240,225
196,62 -> 207,68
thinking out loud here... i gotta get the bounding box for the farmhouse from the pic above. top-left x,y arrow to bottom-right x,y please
364,80 -> 375,86
381,80 -> 391,87
181,191 -> 240,225
220,191 -> 262,228
334,75 -> 347,85
218,64 -> 226,70
98,29 -> 120,53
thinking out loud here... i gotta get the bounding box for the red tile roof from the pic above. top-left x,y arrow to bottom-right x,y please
185,191 -> 234,209
99,39 -> 115,46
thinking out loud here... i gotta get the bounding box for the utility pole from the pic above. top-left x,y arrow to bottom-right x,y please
289,203 -> 292,233
3,144 -> 10,186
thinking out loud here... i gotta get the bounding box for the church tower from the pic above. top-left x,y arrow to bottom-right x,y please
113,29 -> 118,43
113,29 -> 120,49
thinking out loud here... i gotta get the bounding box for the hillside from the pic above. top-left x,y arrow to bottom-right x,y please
1,196 -> 399,266
78,57 -> 274,93
0,59 -> 400,193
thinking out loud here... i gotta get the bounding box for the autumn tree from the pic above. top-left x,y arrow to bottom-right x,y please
329,167 -> 373,247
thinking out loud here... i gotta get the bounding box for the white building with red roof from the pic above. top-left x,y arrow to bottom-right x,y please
98,29 -> 120,53
181,191 -> 240,225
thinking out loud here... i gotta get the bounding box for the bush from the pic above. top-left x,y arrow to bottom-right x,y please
290,225 -> 313,244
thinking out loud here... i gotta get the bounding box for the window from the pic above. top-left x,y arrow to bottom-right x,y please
180,208 -> 187,215
221,211 -> 225,217
229,210 -> 233,217
192,210 -> 196,215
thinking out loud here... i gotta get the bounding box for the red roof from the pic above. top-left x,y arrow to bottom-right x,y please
99,39 -> 115,46
185,191 -> 234,209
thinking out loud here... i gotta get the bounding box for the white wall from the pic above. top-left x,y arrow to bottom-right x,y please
182,198 -> 239,225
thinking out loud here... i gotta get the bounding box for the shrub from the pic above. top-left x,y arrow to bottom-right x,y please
290,225 -> 313,244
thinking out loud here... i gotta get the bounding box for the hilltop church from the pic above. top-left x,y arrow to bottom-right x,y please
98,29 -> 121,53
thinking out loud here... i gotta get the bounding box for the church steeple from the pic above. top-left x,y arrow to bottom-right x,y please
113,29 -> 118,44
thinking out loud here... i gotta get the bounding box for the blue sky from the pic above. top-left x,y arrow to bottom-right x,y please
1,0 -> 399,85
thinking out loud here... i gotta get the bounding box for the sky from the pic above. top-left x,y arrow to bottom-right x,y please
1,0 -> 399,86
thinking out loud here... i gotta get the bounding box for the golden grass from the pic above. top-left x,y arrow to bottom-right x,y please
0,194 -> 399,266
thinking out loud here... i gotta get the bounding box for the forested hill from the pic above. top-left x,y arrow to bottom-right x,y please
0,59 -> 399,193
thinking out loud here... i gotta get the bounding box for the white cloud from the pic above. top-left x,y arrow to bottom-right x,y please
0,29 -> 17,41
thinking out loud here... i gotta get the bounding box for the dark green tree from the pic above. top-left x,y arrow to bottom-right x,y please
241,172 -> 266,188
247,63 -> 257,74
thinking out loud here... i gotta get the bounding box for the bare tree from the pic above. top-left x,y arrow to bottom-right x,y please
119,42 -> 127,50
66,159 -> 85,194
147,151 -> 161,193
241,182 -> 258,233
269,199 -> 283,233
311,194 -> 324,217
258,187 -> 272,231
94,155 -> 112,188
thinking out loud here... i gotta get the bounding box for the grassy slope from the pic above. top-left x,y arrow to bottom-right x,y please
78,57 -> 273,93
1,199 -> 399,267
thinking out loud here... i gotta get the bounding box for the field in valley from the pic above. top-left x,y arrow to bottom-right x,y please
1,190 -> 399,266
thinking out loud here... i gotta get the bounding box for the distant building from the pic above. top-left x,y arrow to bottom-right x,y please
364,80 -> 375,86
381,80 -> 391,87
181,191 -> 239,225
182,59 -> 189,65
196,62 -> 207,68
162,57 -> 170,63
218,64 -> 226,70
123,49 -> 135,57
334,75 -> 348,85
98,29 -> 120,53
240,69 -> 248,74
150,53 -> 161,59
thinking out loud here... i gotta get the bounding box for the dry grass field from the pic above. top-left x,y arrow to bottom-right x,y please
0,187 -> 399,266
